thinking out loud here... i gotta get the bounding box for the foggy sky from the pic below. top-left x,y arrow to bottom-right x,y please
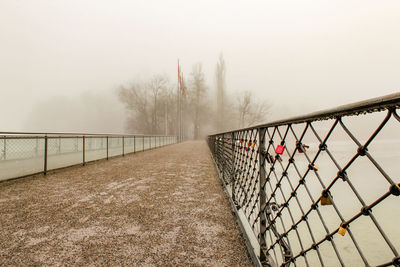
1,0 -> 399,132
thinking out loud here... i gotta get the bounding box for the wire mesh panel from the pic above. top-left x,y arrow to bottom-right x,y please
108,137 -> 123,158
124,137 -> 135,154
136,136 -> 144,152
47,137 -> 83,170
85,137 -> 107,162
0,133 -> 176,181
0,137 -> 45,180
144,137 -> 150,150
208,94 -> 400,267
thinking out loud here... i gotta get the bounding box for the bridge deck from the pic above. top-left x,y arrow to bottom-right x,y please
0,141 -> 251,266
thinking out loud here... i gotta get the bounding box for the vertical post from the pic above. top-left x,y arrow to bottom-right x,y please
122,136 -> 125,156
106,136 -> 109,160
134,136 -> 136,153
231,132 -> 236,200
258,128 -> 267,263
150,136 -> 152,149
143,136 -> 144,151
44,136 -> 48,175
221,134 -> 225,184
83,136 -> 86,166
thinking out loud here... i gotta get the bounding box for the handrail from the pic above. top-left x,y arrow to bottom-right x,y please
0,131 -> 176,137
211,92 -> 400,135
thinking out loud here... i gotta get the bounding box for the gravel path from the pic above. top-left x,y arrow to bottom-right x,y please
0,140 -> 251,266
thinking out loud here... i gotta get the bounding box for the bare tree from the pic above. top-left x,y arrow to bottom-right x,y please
118,75 -> 174,135
237,90 -> 270,128
215,53 -> 226,132
189,63 -> 209,139
147,75 -> 168,134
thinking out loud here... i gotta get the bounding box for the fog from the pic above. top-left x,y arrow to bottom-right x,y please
0,0 -> 399,133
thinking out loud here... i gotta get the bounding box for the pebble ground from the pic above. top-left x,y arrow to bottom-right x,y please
0,140 -> 251,266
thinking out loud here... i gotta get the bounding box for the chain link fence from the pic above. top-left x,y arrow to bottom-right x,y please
208,93 -> 400,267
0,133 -> 177,181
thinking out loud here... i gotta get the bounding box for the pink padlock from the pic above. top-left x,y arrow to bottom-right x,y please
275,145 -> 285,154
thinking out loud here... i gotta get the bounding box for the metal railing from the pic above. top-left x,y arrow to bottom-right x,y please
208,93 -> 400,267
0,132 -> 177,181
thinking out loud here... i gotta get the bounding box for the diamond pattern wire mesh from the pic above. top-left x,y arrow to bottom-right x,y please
0,137 -> 44,160
208,97 -> 400,267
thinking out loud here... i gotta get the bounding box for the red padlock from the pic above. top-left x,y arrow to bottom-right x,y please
245,147 -> 249,151
275,145 -> 285,154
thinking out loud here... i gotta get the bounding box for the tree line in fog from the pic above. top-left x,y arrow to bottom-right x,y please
118,55 -> 270,139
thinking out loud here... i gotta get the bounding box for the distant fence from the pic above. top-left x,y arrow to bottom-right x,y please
0,132 -> 177,181
208,93 -> 400,267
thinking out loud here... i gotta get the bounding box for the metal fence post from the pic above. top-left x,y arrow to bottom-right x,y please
122,136 -> 125,156
83,136 -> 86,166
222,134 -> 225,184
106,136 -> 109,160
258,128 -> 267,264
44,136 -> 48,175
231,132 -> 235,200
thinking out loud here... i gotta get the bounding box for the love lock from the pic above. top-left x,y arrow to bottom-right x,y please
275,145 -> 285,154
298,144 -> 310,153
321,191 -> 333,205
266,153 -> 274,164
251,142 -> 256,148
338,224 -> 348,236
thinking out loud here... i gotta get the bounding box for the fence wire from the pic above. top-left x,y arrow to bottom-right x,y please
208,93 -> 400,267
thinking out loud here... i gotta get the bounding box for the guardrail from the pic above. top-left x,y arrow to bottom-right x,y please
208,93 -> 400,267
0,132 -> 177,182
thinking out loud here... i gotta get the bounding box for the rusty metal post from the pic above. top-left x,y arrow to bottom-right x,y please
258,128 -> 267,264
231,132 -> 236,200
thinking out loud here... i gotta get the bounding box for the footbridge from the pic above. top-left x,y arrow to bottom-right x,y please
1,93 -> 400,267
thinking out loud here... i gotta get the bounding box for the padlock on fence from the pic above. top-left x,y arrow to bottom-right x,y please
275,145 -> 285,154
297,143 -> 310,153
338,224 -> 348,236
321,191 -> 333,206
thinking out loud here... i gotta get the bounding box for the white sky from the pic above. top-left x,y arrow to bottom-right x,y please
0,0 -> 399,132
